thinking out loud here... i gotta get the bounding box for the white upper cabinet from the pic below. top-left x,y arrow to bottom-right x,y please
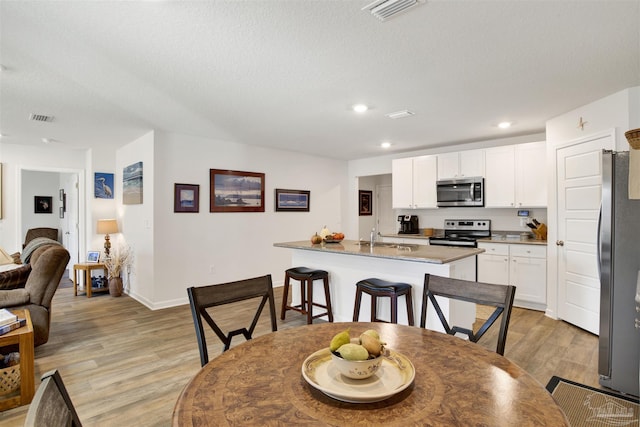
485,142 -> 547,208
437,149 -> 485,180
515,141 -> 547,207
392,155 -> 437,209
485,146 -> 516,207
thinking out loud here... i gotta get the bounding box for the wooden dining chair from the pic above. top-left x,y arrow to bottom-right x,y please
24,369 -> 82,427
420,274 -> 516,355
187,274 -> 278,366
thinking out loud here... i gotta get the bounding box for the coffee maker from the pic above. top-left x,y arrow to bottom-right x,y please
398,215 -> 419,234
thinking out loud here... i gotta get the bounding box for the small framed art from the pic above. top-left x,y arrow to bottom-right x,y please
87,251 -> 100,263
359,190 -> 373,216
34,196 -> 53,214
174,183 -> 200,213
275,189 -> 310,212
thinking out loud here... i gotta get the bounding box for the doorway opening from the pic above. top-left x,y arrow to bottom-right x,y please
18,166 -> 85,273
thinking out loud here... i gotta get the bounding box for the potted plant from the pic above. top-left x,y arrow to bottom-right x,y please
104,243 -> 132,297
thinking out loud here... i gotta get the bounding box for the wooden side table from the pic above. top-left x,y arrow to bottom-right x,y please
73,263 -> 108,297
0,309 -> 34,411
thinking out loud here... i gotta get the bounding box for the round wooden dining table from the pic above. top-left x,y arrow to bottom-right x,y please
173,322 -> 569,426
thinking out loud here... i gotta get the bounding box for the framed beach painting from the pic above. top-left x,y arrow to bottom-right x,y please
174,183 -> 200,213
275,189 -> 310,212
210,169 -> 265,212
123,162 -> 143,205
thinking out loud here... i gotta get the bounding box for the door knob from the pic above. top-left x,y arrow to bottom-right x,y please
556,240 -> 564,246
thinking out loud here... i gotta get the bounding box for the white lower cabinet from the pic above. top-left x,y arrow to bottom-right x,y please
477,242 -> 547,310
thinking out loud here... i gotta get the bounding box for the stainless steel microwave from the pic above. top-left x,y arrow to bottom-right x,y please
436,177 -> 484,207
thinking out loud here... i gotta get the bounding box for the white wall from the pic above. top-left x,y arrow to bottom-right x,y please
115,131 -> 155,306
545,86 -> 639,319
547,87 -> 640,151
123,131 -> 349,309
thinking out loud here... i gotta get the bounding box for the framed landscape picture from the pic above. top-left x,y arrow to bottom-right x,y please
359,190 -> 373,216
275,189 -> 310,212
210,169 -> 265,213
174,183 -> 199,213
34,196 -> 53,214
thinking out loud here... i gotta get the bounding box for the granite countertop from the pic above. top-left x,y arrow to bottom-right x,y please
274,240 -> 484,264
477,236 -> 548,246
381,231 -> 547,245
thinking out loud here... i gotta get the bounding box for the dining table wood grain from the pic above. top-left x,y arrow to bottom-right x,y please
173,322 -> 569,426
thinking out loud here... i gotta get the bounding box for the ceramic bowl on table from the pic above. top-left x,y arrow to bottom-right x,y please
330,351 -> 383,379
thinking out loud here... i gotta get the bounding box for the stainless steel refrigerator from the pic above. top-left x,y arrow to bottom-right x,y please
598,150 -> 640,397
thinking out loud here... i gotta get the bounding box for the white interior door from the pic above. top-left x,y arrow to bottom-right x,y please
376,185 -> 395,234
62,173 -> 80,269
556,133 -> 613,334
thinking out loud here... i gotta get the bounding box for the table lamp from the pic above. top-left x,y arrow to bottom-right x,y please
97,219 -> 119,257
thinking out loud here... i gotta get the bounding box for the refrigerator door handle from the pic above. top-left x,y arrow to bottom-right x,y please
597,205 -> 602,277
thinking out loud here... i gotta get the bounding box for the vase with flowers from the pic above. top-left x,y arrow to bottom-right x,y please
104,243 -> 132,297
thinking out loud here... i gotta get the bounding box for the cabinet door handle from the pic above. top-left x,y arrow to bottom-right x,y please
556,240 -> 564,246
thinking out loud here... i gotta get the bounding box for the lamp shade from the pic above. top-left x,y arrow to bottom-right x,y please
97,219 -> 119,235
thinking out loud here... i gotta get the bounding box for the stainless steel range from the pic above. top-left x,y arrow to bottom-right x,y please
429,219 -> 491,247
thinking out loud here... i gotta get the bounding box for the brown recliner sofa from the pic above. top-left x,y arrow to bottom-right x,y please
0,244 -> 70,347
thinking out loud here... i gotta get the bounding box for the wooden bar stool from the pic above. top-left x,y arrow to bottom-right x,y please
352,278 -> 415,325
281,267 -> 334,324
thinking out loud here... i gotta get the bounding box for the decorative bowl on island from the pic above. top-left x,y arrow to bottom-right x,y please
331,351 -> 383,379
323,232 -> 344,243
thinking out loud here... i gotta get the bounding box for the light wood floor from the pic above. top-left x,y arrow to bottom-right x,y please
0,281 -> 599,426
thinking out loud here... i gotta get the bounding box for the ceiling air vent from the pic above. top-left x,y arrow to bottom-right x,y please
362,0 -> 424,22
29,113 -> 54,122
386,110 -> 415,119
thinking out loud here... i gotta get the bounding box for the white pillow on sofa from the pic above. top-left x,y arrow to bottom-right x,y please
0,247 -> 15,266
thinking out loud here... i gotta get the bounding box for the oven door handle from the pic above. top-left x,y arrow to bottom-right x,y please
469,184 -> 474,201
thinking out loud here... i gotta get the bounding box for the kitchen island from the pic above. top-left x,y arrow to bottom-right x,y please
274,240 -> 484,330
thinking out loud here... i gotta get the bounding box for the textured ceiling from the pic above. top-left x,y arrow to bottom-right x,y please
1,0 -> 639,160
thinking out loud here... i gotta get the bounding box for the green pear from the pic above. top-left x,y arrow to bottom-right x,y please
336,343 -> 369,361
329,329 -> 350,352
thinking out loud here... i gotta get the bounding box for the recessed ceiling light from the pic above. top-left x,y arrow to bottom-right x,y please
498,121 -> 512,129
353,104 -> 368,113
381,141 -> 392,149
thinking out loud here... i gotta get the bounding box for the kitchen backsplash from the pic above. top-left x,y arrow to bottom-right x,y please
395,207 -> 548,234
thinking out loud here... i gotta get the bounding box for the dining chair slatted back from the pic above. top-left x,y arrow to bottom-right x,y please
188,274 -> 278,366
420,274 -> 515,355
24,369 -> 82,427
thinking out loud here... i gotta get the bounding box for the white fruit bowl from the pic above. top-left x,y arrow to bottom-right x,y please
330,351 -> 383,379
